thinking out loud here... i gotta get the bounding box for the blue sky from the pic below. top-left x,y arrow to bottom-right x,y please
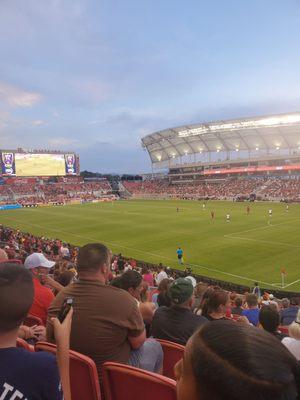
0,0 -> 300,173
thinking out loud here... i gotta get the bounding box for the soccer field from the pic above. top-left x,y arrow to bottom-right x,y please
1,200 -> 300,292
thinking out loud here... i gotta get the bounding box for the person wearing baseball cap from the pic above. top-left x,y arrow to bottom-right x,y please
25,253 -> 56,325
151,278 -> 207,345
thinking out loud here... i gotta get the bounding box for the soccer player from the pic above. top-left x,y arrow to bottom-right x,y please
211,211 -> 215,220
286,204 -> 289,212
202,203 -> 206,210
246,205 -> 250,215
268,209 -> 272,225
176,207 -> 179,213
176,247 -> 184,264
226,214 -> 230,222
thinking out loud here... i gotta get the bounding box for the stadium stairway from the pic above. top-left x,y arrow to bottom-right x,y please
117,181 -> 132,198
255,179 -> 275,197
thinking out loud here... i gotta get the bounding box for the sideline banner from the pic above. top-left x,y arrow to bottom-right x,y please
0,204 -> 22,211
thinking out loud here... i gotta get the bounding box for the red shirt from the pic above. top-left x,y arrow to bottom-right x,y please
143,273 -> 154,287
29,278 -> 55,325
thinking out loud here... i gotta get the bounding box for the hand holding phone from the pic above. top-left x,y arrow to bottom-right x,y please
58,297 -> 74,323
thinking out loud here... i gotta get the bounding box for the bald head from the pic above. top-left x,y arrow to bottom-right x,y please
0,249 -> 8,263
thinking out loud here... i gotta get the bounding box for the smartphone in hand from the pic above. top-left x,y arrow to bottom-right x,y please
58,297 -> 74,323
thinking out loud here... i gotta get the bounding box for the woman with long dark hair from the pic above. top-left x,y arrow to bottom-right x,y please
175,320 -> 300,400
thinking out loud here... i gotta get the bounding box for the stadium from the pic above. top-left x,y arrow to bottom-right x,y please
2,2 -> 300,399
2,113 -> 300,293
2,112 -> 300,398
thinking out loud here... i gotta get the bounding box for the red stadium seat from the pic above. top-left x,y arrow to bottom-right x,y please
16,338 -> 34,352
156,339 -> 185,380
35,342 -> 101,400
102,362 -> 177,400
23,314 -> 44,327
278,326 -> 289,335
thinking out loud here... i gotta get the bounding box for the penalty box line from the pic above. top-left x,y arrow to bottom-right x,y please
1,215 -> 283,289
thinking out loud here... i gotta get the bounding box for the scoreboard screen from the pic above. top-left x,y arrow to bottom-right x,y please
0,152 -> 77,176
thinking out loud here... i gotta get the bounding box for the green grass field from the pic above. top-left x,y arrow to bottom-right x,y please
1,199 -> 300,292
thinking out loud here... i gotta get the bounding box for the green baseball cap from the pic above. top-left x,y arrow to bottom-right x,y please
169,278 -> 194,304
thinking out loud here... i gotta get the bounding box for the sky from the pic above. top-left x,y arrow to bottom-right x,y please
0,0 -> 300,174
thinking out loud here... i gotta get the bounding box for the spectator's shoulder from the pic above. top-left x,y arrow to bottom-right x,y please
153,306 -> 169,316
194,314 -> 208,323
16,348 -> 57,373
105,284 -> 136,303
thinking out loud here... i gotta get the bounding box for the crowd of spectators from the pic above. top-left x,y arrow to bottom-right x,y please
0,180 -> 113,206
259,177 -> 300,201
124,176 -> 300,201
1,225 -> 300,399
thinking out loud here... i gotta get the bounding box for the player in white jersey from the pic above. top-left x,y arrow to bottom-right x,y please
286,204 -> 289,212
226,214 -> 230,222
268,209 -> 272,225
202,203 -> 206,210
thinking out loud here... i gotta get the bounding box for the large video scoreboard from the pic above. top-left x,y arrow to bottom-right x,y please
0,152 -> 78,176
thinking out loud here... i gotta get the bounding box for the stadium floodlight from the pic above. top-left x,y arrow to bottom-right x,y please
235,148 -> 239,152
276,146 -> 280,150
177,113 -> 300,138
156,154 -> 162,161
255,147 -> 259,151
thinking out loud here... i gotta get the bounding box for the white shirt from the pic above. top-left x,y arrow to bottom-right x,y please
60,246 -> 70,257
155,270 -> 168,285
124,264 -> 132,272
282,337 -> 300,360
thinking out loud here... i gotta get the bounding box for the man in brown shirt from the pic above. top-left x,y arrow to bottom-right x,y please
46,243 -> 146,378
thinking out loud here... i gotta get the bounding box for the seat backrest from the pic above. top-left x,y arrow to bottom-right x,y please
16,338 -> 34,352
35,342 -> 101,400
156,339 -> 185,380
102,361 -> 177,400
23,314 -> 44,327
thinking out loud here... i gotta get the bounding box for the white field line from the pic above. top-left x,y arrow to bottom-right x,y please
0,215 -> 283,288
282,278 -> 300,289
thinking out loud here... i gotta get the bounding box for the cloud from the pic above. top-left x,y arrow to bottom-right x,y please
32,119 -> 47,126
70,79 -> 112,103
52,111 -> 60,118
0,82 -> 42,108
48,137 -> 78,147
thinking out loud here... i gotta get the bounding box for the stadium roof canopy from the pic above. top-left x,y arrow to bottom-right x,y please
141,112 -> 300,165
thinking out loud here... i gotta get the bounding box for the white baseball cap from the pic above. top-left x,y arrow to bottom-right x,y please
185,275 -> 197,288
24,253 -> 55,270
